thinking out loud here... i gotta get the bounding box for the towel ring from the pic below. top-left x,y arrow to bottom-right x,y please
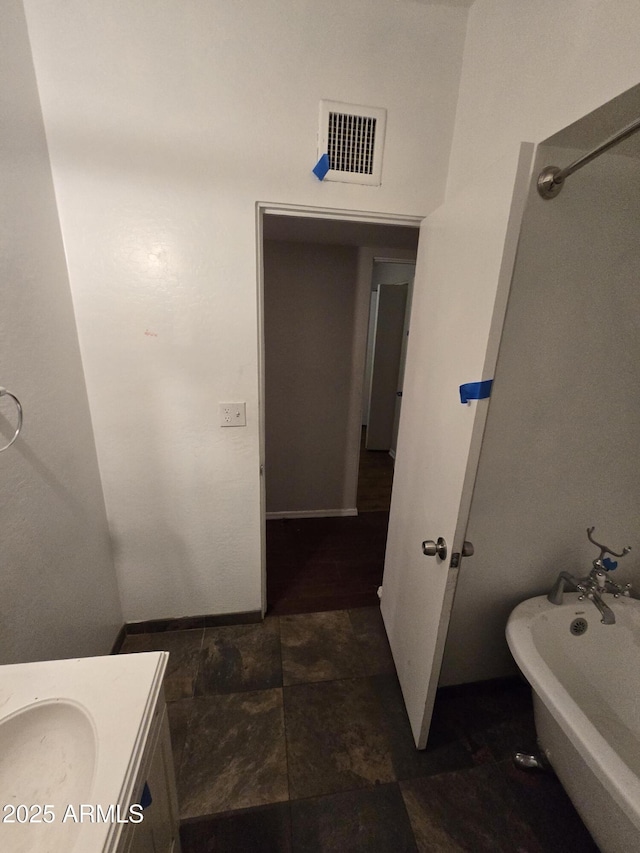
0,387 -> 23,452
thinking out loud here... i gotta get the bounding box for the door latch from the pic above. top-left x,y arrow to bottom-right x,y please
449,541 -> 474,568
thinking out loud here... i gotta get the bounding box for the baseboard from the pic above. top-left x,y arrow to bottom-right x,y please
110,624 -> 127,655
123,610 -> 262,635
265,508 -> 358,520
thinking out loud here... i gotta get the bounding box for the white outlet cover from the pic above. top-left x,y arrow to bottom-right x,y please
219,402 -> 247,427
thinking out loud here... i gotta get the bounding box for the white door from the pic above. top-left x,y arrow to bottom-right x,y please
381,143 -> 535,747
366,283 -> 408,451
390,269 -> 415,455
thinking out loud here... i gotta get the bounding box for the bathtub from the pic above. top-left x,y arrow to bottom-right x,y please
506,592 -> 640,853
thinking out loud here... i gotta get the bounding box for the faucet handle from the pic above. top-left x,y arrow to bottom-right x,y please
587,527 -> 632,567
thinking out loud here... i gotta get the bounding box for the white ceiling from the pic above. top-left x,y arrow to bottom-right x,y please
407,0 -> 474,6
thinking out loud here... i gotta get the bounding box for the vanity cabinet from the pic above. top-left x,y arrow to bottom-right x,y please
119,687 -> 181,853
0,651 -> 178,853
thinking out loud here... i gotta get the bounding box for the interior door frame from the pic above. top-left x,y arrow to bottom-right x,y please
255,202 -> 423,615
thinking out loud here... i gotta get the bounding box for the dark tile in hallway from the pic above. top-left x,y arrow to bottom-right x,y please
178,689 -> 288,818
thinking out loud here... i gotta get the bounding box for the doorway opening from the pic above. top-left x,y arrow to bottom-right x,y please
257,205 -> 420,615
359,258 -> 416,511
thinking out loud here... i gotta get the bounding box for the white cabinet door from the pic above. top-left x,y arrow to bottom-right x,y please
124,709 -> 182,853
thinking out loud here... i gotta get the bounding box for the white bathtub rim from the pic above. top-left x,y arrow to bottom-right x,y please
507,593 -> 640,831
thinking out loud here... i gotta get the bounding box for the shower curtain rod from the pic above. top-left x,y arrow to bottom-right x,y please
537,115 -> 640,199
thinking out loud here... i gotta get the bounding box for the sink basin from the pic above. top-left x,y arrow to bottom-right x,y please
0,700 -> 96,852
0,652 -> 168,852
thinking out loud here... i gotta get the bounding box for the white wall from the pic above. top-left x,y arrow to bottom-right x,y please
441,142 -> 640,685
0,0 -> 122,662
22,0 -> 468,621
446,0 -> 640,196
264,240 -> 362,516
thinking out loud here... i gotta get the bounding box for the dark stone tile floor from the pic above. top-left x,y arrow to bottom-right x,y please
195,617 -> 282,695
121,606 -> 599,852
280,610 -> 365,685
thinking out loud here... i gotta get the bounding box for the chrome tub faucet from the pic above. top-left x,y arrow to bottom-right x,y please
547,528 -> 632,625
548,571 -> 586,605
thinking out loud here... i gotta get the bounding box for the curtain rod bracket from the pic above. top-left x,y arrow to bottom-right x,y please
537,166 -> 564,199
536,115 -> 640,200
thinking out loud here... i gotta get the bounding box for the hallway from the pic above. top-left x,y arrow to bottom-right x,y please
266,430 -> 395,615
266,512 -> 388,615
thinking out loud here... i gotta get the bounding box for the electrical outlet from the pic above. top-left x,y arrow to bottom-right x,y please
219,402 -> 247,427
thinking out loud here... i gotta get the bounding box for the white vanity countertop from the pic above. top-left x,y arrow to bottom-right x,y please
0,651 -> 168,853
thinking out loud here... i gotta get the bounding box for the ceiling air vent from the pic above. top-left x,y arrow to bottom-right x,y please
319,100 -> 386,186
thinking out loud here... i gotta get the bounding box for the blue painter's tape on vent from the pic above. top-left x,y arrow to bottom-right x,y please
459,379 -> 493,404
313,153 -> 330,181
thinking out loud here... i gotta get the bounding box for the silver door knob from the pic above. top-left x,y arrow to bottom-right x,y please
422,537 -> 447,560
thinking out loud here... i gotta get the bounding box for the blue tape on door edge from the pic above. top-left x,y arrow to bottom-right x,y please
140,782 -> 153,810
313,153 -> 330,181
459,379 -> 493,404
